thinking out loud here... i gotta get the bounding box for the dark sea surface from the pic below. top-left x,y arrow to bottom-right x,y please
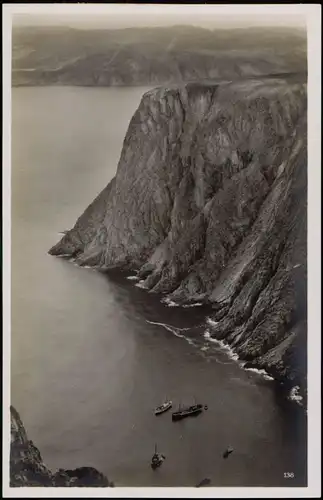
11,86 -> 307,487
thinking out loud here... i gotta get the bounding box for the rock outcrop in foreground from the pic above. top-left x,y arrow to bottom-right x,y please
10,406 -> 111,487
50,76 -> 307,391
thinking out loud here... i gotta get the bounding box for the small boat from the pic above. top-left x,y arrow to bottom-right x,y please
172,402 -> 204,421
223,446 -> 234,459
151,443 -> 165,469
154,399 -> 172,415
196,477 -> 211,487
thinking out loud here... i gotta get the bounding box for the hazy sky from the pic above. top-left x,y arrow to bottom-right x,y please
11,5 -> 306,30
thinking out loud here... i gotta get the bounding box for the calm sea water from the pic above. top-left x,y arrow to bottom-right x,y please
11,86 -> 306,487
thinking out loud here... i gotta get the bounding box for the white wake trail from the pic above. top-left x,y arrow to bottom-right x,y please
146,320 -> 196,346
146,320 -> 191,332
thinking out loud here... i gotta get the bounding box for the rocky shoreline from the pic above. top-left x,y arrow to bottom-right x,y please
10,406 -> 112,487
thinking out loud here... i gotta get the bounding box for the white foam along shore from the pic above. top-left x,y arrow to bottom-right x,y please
161,297 -> 203,308
161,298 -> 178,307
135,280 -> 149,289
288,385 -> 303,406
243,367 -> 274,381
59,255 -> 99,271
127,275 -> 202,303
128,278 -> 274,384
205,318 -> 275,381
203,328 -> 239,362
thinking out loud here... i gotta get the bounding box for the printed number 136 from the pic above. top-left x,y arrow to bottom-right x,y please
284,472 -> 295,478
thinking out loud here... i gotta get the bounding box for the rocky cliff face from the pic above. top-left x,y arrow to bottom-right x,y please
10,406 -> 112,487
49,75 -> 307,391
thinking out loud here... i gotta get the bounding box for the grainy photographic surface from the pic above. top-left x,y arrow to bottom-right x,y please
4,3 -> 320,496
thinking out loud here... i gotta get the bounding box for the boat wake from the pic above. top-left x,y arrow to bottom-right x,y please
146,321 -> 239,367
146,320 -> 197,346
146,320 -> 191,332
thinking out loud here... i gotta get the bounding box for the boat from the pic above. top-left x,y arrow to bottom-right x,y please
223,446 -> 234,459
154,399 -> 172,415
151,443 -> 165,469
196,477 -> 211,487
172,402 -> 204,421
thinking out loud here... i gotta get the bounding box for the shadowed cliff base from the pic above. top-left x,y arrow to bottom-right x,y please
10,406 -> 113,487
49,75 -> 307,396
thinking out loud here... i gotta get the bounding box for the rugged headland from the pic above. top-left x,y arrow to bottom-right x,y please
10,406 -> 112,487
49,75 -> 307,394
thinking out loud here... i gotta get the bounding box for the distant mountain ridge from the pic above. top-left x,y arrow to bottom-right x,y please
12,25 -> 307,87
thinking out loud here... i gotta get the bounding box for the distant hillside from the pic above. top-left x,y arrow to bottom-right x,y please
12,25 -> 307,87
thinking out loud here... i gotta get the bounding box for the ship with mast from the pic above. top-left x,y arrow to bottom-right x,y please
171,397 -> 206,421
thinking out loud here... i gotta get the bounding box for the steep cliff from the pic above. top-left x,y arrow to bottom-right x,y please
10,406 -> 112,487
49,75 -> 307,391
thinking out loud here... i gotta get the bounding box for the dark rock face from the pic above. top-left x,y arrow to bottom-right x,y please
49,76 -> 307,391
10,406 -> 111,487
